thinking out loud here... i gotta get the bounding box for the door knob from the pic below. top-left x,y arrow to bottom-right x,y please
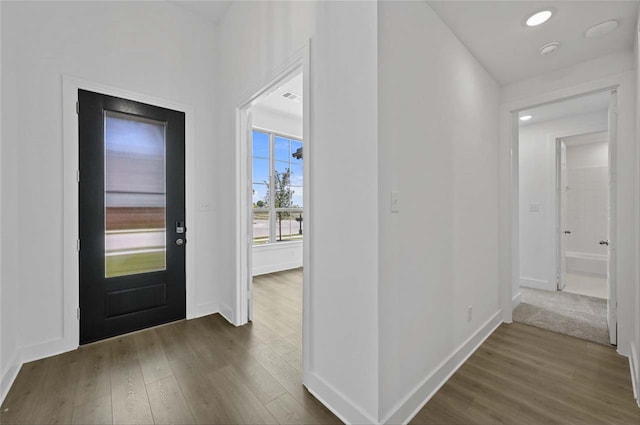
599,240 -> 609,246
563,230 -> 571,234
176,238 -> 185,246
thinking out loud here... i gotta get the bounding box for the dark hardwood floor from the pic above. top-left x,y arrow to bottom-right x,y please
1,268 -> 339,425
2,268 -> 638,424
411,322 -> 639,425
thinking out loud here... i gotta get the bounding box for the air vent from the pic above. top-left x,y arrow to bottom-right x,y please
281,92 -> 301,103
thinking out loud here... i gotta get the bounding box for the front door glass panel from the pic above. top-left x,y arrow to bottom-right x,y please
104,111 -> 166,278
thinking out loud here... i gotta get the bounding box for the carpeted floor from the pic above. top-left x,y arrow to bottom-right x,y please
513,287 -> 610,346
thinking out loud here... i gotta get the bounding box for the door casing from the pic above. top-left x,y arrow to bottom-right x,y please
234,42 -> 311,385
60,76 -> 196,355
500,76 -> 632,353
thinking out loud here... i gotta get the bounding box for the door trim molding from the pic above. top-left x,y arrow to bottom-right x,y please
62,75 -> 196,352
234,41 -> 312,384
499,70 -> 634,355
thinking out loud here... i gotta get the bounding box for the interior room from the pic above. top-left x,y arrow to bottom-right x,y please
1,1 -> 639,425
250,70 -> 304,374
514,92 -> 612,345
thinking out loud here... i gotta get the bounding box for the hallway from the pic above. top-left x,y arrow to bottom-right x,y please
2,270 -> 637,424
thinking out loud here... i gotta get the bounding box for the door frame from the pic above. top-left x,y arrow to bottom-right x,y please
62,75 -> 196,352
553,128 -> 613,294
234,42 -> 311,382
556,137 -> 567,291
499,71 -> 634,355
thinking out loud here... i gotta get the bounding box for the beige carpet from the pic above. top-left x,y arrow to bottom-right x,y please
513,287 -> 610,346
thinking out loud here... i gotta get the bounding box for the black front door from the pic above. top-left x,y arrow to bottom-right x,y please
79,90 -> 186,344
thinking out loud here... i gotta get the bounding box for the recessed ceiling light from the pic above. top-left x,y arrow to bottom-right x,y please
585,20 -> 619,39
538,42 -> 560,56
526,10 -> 553,27
520,115 -> 533,121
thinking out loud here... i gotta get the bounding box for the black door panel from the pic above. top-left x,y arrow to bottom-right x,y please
79,90 -> 185,344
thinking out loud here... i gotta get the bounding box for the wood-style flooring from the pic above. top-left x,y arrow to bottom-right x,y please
2,268 -> 638,424
1,268 -> 339,425
411,321 -> 640,425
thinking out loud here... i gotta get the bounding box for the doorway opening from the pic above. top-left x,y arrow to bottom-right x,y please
512,89 -> 617,346
235,46 -> 310,386
248,70 -> 305,364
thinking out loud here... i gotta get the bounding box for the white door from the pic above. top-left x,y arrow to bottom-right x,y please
247,111 -> 254,322
558,140 -> 569,290
606,91 -> 617,345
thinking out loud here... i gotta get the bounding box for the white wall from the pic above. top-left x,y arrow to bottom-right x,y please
378,2 -> 501,422
251,104 -> 303,276
253,105 -> 302,138
634,8 -> 640,404
566,141 -> 608,256
501,54 -> 637,357
1,0 -> 22,402
214,0 -> 314,321
217,1 -> 380,422
0,0 -> 218,390
518,112 -> 608,291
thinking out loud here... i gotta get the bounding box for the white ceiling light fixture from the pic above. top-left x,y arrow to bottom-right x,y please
519,115 -> 533,121
538,42 -> 560,56
585,20 -> 619,39
526,10 -> 553,27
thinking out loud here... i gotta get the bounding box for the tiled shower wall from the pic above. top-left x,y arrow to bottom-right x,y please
566,142 -> 608,256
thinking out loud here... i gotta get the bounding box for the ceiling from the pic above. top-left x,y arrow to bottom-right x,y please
170,1 -> 232,24
563,131 -> 608,147
428,1 -> 639,85
519,90 -> 610,126
254,73 -> 303,118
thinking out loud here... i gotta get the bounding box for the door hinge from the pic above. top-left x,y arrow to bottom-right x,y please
76,101 -> 79,115
76,170 -> 80,183
77,307 -> 80,320
76,239 -> 81,251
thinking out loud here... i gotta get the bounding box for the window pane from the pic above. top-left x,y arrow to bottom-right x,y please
253,183 -> 269,208
253,158 -> 270,184
274,161 -> 291,182
274,136 -> 290,162
290,211 -> 303,241
275,211 -> 292,241
291,188 -> 303,208
105,111 -> 166,278
290,163 -> 303,187
252,131 -> 269,158
253,210 -> 270,245
291,140 -> 303,164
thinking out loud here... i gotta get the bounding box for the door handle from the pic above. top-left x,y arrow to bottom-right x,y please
176,238 -> 186,246
563,230 -> 571,234
599,240 -> 609,246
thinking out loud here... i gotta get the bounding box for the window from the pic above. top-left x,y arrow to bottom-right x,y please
252,129 -> 303,245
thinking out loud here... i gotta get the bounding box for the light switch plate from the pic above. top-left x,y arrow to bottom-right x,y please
391,191 -> 399,213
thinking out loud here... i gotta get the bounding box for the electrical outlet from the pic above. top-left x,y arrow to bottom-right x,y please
391,191 -> 400,213
467,306 -> 473,322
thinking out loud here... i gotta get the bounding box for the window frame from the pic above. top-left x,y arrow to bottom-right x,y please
251,127 -> 303,246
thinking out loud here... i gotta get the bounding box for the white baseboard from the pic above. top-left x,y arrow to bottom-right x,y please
512,291 -> 522,309
1,349 -> 21,405
630,342 -> 640,408
20,337 -> 76,365
219,302 -> 235,325
305,371 -> 377,425
252,260 -> 303,276
381,310 -> 503,425
520,277 -> 552,291
191,301 -> 219,320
